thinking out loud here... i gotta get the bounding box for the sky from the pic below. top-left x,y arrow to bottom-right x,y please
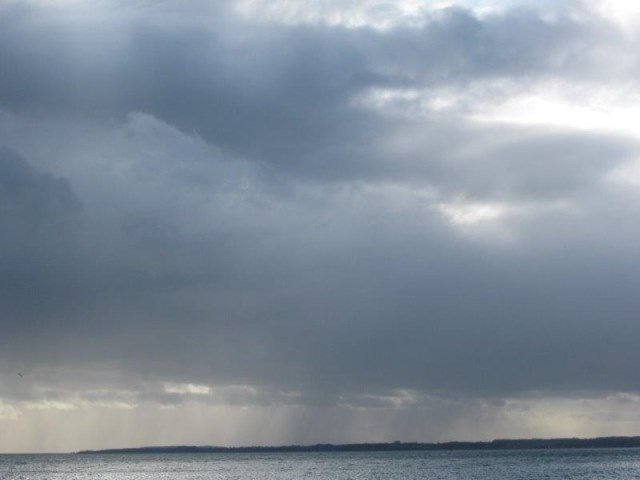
2,0 -> 640,453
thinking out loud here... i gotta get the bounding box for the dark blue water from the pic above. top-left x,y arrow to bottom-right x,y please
2,449 -> 640,479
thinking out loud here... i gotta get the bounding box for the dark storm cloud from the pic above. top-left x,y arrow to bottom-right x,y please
0,147 -> 83,336
0,1 -> 617,179
0,147 -> 79,250
1,0 -> 640,417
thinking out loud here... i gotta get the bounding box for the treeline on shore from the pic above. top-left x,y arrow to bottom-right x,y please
78,436 -> 640,454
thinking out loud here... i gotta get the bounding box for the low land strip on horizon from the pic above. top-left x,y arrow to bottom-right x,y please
78,436 -> 640,454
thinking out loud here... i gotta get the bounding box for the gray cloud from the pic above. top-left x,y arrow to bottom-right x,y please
2,0 -> 640,450
0,1 -> 621,178
0,147 -> 83,344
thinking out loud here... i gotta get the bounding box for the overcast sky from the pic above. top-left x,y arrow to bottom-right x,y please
3,0 -> 640,453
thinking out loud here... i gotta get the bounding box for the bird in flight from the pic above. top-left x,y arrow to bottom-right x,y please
17,373 -> 23,378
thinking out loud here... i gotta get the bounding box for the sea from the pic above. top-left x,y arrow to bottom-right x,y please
2,448 -> 640,479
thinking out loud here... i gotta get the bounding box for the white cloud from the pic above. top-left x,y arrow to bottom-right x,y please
0,401 -> 20,421
164,383 -> 212,395
233,0 -> 449,29
466,81 -> 640,139
590,0 -> 640,31
438,201 -> 509,225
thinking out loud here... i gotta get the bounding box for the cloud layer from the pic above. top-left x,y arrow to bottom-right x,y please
2,0 -> 640,452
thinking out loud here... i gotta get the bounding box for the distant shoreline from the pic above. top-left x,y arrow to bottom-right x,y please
78,436 -> 640,454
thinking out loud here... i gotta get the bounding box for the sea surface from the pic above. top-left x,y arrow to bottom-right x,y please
2,448 -> 640,479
